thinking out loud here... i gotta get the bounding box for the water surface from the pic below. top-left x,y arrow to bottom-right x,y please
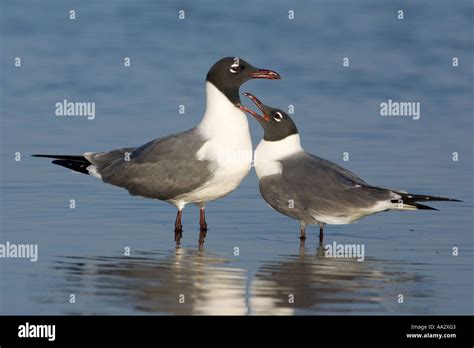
0,0 -> 472,315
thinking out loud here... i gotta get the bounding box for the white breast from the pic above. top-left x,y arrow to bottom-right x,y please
254,134 -> 303,179
173,82 -> 253,205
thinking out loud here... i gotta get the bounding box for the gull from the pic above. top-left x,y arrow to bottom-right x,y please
33,58 -> 280,238
240,93 -> 460,242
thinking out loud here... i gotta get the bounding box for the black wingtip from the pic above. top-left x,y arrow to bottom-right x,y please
31,154 -> 90,162
414,202 -> 439,211
398,192 -> 463,203
51,159 -> 90,175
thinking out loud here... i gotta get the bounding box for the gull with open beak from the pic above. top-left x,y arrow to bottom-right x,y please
241,93 -> 460,243
33,58 -> 281,239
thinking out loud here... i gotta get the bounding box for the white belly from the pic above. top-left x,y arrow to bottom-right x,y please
184,160 -> 251,203
170,81 -> 253,208
173,139 -> 252,206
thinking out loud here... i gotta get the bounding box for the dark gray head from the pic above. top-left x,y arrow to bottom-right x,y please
206,57 -> 280,105
241,93 -> 298,142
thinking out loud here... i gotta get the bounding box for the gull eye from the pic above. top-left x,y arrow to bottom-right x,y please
230,63 -> 240,74
273,112 -> 283,122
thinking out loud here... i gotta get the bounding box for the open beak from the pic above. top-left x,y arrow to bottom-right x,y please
249,69 -> 281,80
238,92 -> 270,122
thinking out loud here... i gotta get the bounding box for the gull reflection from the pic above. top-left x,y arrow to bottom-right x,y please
249,243 -> 417,315
54,243 -> 247,315
51,237 -> 423,315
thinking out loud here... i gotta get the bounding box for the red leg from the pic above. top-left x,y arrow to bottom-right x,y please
198,229 -> 206,249
174,230 -> 182,247
199,207 -> 208,231
299,221 -> 307,240
300,226 -> 306,240
174,210 -> 183,233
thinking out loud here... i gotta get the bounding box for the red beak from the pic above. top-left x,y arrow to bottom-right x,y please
249,69 -> 281,80
238,92 -> 271,122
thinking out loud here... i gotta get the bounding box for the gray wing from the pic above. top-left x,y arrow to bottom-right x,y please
86,128 -> 212,200
261,152 -> 394,222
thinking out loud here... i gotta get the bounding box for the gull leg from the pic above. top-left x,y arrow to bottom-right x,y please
300,227 -> 306,240
299,220 -> 307,241
174,210 -> 183,232
175,232 -> 182,248
199,206 -> 208,232
174,209 -> 183,233
299,237 -> 306,253
198,229 -> 207,250
319,223 -> 325,244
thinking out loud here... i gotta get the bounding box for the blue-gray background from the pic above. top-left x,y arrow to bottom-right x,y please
0,0 -> 472,315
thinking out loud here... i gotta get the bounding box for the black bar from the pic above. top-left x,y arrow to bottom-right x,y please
0,315 -> 472,346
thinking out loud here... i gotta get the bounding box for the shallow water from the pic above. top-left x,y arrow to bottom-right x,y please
0,0 -> 472,315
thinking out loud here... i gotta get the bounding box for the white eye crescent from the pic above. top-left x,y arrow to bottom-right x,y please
273,112 -> 283,122
230,63 -> 239,74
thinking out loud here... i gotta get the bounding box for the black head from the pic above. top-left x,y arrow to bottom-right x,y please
241,93 -> 298,142
206,57 -> 280,105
